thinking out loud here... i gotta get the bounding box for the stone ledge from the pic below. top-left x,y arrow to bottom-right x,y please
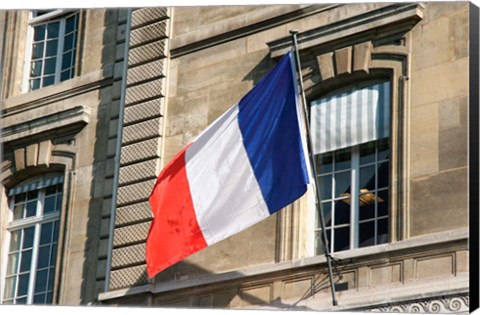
267,3 -> 424,58
2,105 -> 91,144
170,4 -> 336,58
2,67 -> 113,114
98,228 -> 467,302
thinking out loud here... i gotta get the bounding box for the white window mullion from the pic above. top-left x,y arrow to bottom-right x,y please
27,223 -> 40,304
26,191 -> 44,304
351,147 -> 359,249
55,19 -> 66,84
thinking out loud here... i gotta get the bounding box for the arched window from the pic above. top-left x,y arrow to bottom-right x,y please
311,80 -> 391,254
2,174 -> 64,304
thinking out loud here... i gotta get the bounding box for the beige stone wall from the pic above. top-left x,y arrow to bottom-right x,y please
0,8 -> 125,304
408,2 -> 469,237
93,3 -> 470,310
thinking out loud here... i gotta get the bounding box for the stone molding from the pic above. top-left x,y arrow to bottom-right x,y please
267,3 -> 424,58
98,228 -> 467,302
365,293 -> 469,313
2,105 -> 90,144
2,68 -> 113,113
170,4 -> 339,58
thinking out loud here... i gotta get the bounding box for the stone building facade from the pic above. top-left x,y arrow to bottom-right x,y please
0,3 -> 472,313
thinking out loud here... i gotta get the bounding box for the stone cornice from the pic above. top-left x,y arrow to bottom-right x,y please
1,67 -> 113,116
98,228 -> 468,302
267,3 -> 424,58
170,4 -> 340,58
1,106 -> 91,144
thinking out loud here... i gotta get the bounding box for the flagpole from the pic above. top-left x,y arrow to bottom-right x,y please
289,30 -> 338,307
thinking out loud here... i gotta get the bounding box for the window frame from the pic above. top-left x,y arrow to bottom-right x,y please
1,175 -> 64,305
22,9 -> 79,93
309,79 -> 392,256
313,139 -> 390,254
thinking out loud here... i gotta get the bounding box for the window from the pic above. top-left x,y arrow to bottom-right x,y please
2,175 -> 64,304
310,81 -> 391,254
26,10 -> 79,91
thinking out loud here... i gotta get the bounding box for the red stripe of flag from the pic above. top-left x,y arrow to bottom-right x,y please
146,146 -> 207,278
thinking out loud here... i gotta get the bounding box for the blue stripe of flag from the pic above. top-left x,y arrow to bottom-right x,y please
237,52 -> 309,214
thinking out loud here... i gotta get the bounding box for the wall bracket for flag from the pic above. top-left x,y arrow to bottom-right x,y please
289,29 -> 338,307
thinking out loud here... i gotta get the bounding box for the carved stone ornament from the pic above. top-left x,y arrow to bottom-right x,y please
366,294 -> 469,314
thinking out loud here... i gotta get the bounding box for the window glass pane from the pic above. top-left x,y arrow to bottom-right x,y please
334,199 -> 350,225
43,58 -> 56,75
63,34 -> 74,51
46,292 -> 53,303
314,231 -> 325,255
20,250 -> 32,272
15,193 -> 26,203
334,148 -> 351,171
23,227 -> 35,249
359,195 -> 375,220
315,229 -> 332,255
40,222 -> 53,245
26,201 -> 37,217
319,202 -> 332,227
46,22 -> 59,39
50,244 -> 57,265
377,189 -> 389,217
360,141 -> 376,165
46,40 -> 58,57
53,221 -> 59,240
334,171 -> 350,197
359,165 -> 375,191
34,25 -> 46,41
3,277 -> 16,299
7,253 -> 20,275
334,227 -> 350,252
60,70 -> 71,82
34,269 -> 48,293
43,76 -> 55,87
27,190 -> 38,200
56,194 -> 63,211
377,162 -> 389,188
32,42 -> 44,59
16,297 -> 28,304
37,246 -> 51,269
317,153 -> 332,174
47,267 -> 55,291
319,174 -> 332,200
45,185 -> 57,196
377,218 -> 389,244
17,273 -> 30,296
359,221 -> 375,247
31,60 -> 42,77
62,51 -> 72,70
66,15 -> 76,33
9,230 -> 21,251
30,79 -> 41,91
33,293 -> 46,304
13,204 -> 24,220
44,196 -> 56,214
378,138 -> 390,161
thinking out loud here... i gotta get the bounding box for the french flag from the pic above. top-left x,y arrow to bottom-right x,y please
146,52 -> 311,278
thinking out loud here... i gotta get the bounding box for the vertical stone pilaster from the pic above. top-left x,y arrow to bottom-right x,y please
108,7 -> 170,291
